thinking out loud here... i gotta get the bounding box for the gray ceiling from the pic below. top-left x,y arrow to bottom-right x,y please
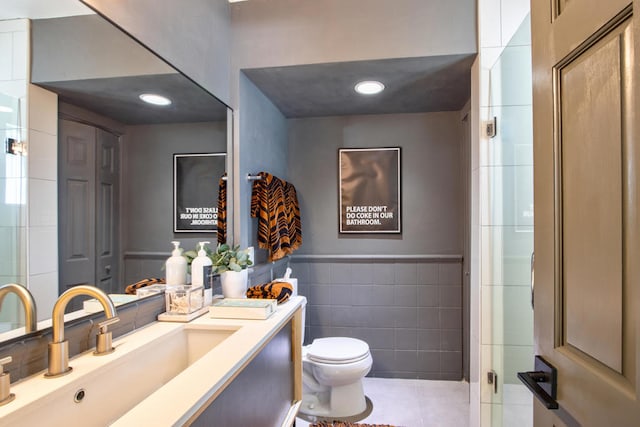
37,74 -> 229,124
243,54 -> 476,118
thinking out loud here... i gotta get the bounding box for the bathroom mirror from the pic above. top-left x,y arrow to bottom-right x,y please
0,1 -> 231,340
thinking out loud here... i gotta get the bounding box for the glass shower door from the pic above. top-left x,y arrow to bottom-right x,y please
0,92 -> 28,332
482,14 -> 534,427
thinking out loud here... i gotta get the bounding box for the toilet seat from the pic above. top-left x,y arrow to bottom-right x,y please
306,337 -> 370,364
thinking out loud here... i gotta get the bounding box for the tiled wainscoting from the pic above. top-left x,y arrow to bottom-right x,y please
290,257 -> 464,380
122,253 -> 464,380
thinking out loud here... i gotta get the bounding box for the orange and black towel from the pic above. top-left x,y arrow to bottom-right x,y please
246,281 -> 293,304
284,181 -> 302,252
250,172 -> 302,261
125,278 -> 166,295
217,174 -> 227,244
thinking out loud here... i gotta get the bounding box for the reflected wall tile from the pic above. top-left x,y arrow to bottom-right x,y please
29,178 -> 57,227
28,84 -> 57,135
12,30 -> 28,80
481,285 -> 504,346
481,226 -> 533,286
482,105 -> 533,167
29,271 -> 58,321
503,286 -> 533,346
503,345 -> 534,385
491,45 -> 532,106
481,165 -> 533,226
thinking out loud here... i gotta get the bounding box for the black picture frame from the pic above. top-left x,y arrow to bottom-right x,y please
339,147 -> 402,234
173,153 -> 226,233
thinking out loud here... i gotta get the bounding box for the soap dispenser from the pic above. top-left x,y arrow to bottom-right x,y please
191,241 -> 213,304
165,241 -> 187,286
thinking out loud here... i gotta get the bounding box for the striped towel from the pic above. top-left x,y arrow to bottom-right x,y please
125,278 -> 165,295
246,281 -> 293,303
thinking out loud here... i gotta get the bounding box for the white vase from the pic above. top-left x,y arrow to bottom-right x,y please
220,269 -> 248,298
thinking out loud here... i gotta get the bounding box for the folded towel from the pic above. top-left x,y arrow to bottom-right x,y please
246,281 -> 293,303
125,278 -> 166,295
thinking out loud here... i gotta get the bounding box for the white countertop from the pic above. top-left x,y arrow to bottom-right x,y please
113,295 -> 306,426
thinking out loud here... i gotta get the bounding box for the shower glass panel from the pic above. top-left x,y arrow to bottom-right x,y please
484,14 -> 534,427
0,92 -> 27,332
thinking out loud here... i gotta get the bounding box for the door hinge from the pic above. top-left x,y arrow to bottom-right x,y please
484,117 -> 497,138
487,370 -> 498,394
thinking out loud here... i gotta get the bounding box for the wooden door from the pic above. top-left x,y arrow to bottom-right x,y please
95,128 -> 120,294
59,119 -> 96,296
531,0 -> 639,425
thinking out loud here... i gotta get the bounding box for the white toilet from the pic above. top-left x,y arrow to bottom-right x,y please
299,303 -> 373,418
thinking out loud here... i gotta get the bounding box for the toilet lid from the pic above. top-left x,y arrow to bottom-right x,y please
307,337 -> 370,363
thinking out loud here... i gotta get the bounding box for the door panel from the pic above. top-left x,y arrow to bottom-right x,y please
559,23 -> 626,373
531,0 -> 639,425
96,129 -> 120,294
59,120 -> 96,294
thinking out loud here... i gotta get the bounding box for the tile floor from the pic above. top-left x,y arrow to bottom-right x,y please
296,378 -> 470,427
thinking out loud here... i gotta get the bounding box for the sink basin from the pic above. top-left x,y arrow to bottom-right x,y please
1,323 -> 238,426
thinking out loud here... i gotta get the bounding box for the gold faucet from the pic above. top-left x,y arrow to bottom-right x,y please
45,285 -> 119,378
0,283 -> 37,333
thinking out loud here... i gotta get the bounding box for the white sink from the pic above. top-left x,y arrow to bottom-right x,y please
0,323 -> 238,427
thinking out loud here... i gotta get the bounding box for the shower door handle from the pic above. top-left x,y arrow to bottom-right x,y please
530,252 -> 535,309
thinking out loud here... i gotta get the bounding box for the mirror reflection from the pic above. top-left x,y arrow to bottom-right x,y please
0,5 -> 230,339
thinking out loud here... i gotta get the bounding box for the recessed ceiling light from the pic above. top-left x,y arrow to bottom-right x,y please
354,80 -> 385,95
0,106 -> 13,113
139,93 -> 172,106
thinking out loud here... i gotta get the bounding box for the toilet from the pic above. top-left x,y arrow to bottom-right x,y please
299,303 -> 373,418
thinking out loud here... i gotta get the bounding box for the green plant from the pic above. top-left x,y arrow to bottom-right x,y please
210,243 -> 253,274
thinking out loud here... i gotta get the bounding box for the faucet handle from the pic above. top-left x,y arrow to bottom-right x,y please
97,316 -> 120,333
94,317 -> 119,356
0,356 -> 15,405
0,356 -> 11,370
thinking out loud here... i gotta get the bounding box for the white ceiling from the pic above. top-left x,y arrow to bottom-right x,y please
0,0 -> 93,20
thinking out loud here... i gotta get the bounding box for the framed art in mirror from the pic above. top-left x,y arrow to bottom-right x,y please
173,153 -> 226,233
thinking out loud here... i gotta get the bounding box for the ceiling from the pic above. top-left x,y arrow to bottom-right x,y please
37,74 -> 229,125
243,54 -> 476,118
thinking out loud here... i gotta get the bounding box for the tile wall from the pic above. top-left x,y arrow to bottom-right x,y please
291,258 -> 464,380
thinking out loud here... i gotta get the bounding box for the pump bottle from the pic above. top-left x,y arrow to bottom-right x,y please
191,241 -> 213,304
165,241 -> 187,286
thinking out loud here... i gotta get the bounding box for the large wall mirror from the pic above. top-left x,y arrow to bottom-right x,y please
0,1 -> 231,340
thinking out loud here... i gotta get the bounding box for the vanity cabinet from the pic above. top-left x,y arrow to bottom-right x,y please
189,305 -> 303,427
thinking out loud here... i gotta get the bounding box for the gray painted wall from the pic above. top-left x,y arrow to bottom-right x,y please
231,0 -> 477,70
82,0 -> 231,106
237,73 -> 289,258
286,112 -> 465,379
288,112 -> 464,255
122,122 -> 227,282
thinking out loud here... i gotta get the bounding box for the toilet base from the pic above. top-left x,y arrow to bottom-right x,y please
300,380 -> 367,418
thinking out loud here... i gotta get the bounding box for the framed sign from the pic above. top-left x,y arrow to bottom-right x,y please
339,147 -> 401,233
173,153 -> 226,233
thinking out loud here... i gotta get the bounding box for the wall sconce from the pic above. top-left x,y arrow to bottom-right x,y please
5,138 -> 26,156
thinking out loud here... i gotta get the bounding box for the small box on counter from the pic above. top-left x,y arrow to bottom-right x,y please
209,298 -> 277,320
165,285 -> 204,315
